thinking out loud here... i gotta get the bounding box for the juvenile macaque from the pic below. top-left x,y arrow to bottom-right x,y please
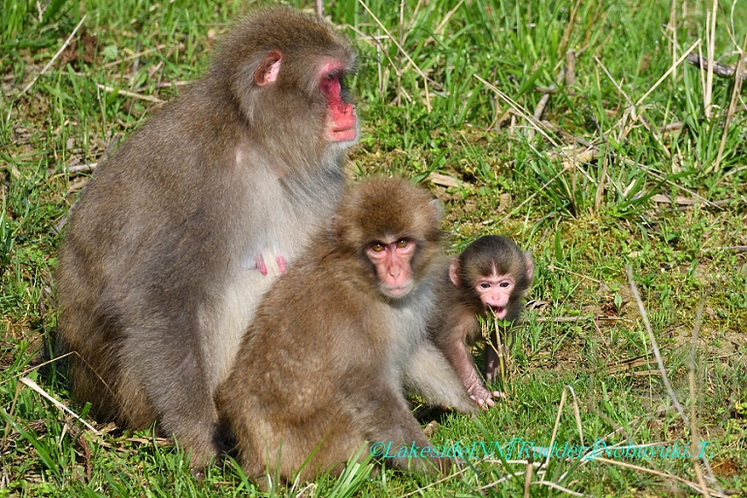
430,236 -> 533,408
217,177 -> 475,490
56,7 -> 357,470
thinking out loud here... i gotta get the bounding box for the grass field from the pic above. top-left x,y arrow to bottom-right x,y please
1,0 -> 746,495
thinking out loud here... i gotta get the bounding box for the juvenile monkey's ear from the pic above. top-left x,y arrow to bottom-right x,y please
254,50 -> 283,86
524,252 -> 534,282
448,258 -> 461,287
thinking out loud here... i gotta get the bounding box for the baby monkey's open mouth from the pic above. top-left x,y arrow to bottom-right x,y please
489,306 -> 508,320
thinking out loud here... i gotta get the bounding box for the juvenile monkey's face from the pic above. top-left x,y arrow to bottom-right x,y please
474,272 -> 516,320
366,238 -> 416,299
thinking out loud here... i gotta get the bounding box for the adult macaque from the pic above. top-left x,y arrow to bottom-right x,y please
217,178 -> 474,490
430,236 -> 533,408
56,7 -> 357,471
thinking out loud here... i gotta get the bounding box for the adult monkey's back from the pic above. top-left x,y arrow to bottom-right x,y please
56,7 -> 357,472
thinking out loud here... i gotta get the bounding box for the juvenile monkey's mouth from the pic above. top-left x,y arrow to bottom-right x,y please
489,306 -> 507,320
382,283 -> 413,298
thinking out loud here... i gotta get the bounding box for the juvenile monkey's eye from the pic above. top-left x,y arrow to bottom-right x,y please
479,282 -> 491,289
396,239 -> 408,248
499,281 -> 510,287
371,243 -> 385,252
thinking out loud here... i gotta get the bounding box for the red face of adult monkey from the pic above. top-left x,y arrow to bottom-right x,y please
217,177 -> 475,490
56,7 -> 357,472
430,236 -> 533,408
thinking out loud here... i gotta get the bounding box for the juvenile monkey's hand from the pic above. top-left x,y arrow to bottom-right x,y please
468,384 -> 507,409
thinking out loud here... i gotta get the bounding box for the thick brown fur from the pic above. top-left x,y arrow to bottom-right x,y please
56,7 -> 357,470
217,177 -> 474,489
430,236 -> 532,406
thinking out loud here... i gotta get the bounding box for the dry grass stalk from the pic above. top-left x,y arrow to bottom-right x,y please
689,297 -> 710,498
592,457 -> 721,497
522,457 -> 533,498
400,467 -> 468,498
19,377 -> 99,433
565,49 -> 576,87
704,0 -> 718,120
95,83 -> 166,104
20,16 -> 87,96
558,0 -> 583,56
709,31 -> 747,174
433,0 -> 465,36
357,0 -> 432,111
635,40 -> 700,106
668,0 -> 677,81
626,266 -> 689,425
102,45 -> 167,68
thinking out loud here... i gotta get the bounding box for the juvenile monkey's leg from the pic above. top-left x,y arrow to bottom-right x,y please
434,333 -> 505,408
452,341 -> 506,407
484,328 -> 510,384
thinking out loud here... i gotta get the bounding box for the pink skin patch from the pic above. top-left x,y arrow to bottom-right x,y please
367,239 -> 414,298
319,62 -> 357,143
475,273 -> 515,320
